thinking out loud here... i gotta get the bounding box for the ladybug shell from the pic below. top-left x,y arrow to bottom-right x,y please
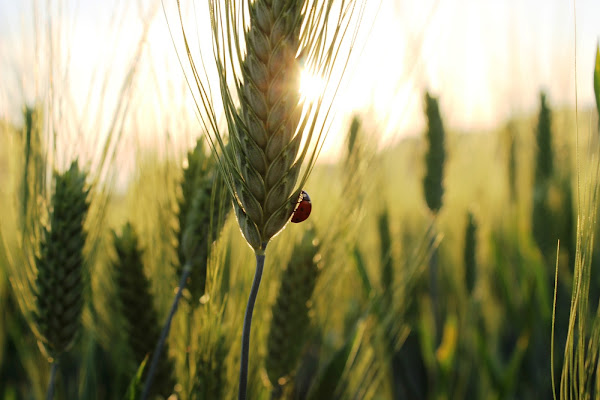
291,190 -> 312,223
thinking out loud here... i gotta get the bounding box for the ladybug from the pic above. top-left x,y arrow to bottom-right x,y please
291,190 -> 312,223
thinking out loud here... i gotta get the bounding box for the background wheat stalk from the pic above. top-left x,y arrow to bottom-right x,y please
140,142 -> 229,400
422,91 -> 446,347
173,0 -> 366,398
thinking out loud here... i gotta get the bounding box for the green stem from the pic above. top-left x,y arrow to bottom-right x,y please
238,250 -> 266,400
46,361 -> 58,400
428,218 -> 441,346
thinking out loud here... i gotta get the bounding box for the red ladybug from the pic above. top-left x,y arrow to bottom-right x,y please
291,190 -> 312,223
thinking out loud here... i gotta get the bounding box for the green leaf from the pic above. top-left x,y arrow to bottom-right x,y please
594,43 -> 600,116
123,356 -> 147,400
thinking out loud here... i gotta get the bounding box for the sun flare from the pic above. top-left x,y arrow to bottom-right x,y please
299,69 -> 326,101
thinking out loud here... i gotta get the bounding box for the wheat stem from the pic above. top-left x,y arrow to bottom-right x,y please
141,264 -> 191,400
46,361 -> 58,400
430,239 -> 440,344
239,250 -> 266,400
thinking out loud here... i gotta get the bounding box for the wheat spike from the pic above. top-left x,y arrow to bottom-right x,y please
531,92 -> 556,255
34,161 -> 89,359
227,0 -> 307,251
378,208 -> 393,297
463,212 -> 477,295
178,139 -> 231,303
113,223 -> 175,398
534,92 -> 553,183
178,0 -> 366,251
423,92 -> 446,214
265,227 -> 321,396
177,140 -> 211,269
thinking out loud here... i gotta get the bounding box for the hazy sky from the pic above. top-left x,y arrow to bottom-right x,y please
351,0 -> 600,139
0,0 -> 599,159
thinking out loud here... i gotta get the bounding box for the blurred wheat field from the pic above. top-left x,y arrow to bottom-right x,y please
2,1 -> 600,400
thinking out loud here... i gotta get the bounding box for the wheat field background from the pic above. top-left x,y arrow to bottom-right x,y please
1,1 -> 600,399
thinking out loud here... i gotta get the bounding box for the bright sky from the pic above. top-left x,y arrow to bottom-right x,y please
0,0 -> 599,163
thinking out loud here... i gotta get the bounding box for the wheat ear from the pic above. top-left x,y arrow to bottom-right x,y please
176,139 -> 211,300
266,227 -> 321,398
177,0 -> 366,250
33,161 -> 89,399
112,223 -> 175,398
179,141 -> 231,304
464,212 -> 477,296
423,92 -> 446,215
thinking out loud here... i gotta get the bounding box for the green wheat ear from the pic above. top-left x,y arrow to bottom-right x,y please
464,212 -> 477,296
177,139 -> 210,268
112,222 -> 175,398
378,208 -> 393,297
226,0 -> 307,251
531,92 -> 555,255
178,0 -> 365,252
423,92 -> 446,214
178,139 -> 231,304
179,144 -> 231,303
34,161 -> 89,359
266,227 -> 322,398
534,92 -> 553,183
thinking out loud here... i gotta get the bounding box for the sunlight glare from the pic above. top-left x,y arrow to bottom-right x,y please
299,69 -> 326,102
